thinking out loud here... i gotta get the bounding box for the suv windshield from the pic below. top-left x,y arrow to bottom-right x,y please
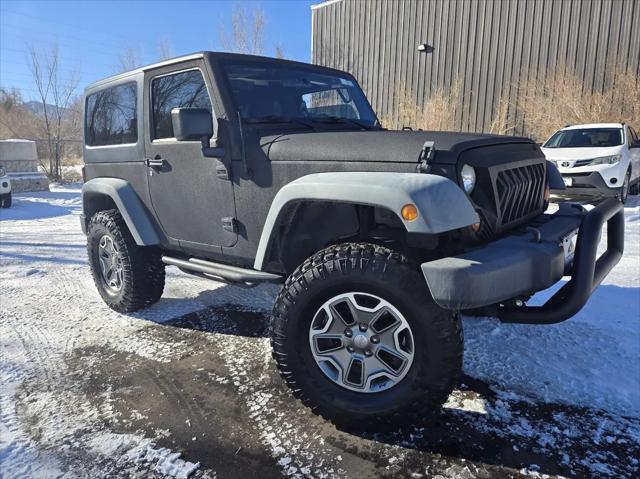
544,128 -> 623,148
221,60 -> 378,128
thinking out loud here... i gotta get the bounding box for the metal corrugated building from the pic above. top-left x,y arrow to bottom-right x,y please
311,0 -> 640,135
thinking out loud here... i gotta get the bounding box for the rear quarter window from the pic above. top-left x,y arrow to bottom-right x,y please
85,82 -> 138,146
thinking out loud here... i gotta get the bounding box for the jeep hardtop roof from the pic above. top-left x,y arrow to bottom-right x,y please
85,51 -> 356,92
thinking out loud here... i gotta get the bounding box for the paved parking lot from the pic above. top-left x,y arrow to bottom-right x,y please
1,186 -> 639,478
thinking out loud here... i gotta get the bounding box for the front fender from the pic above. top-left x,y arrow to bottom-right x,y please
82,178 -> 160,246
254,172 -> 478,270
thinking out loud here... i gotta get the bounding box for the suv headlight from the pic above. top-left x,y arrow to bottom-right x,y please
461,164 -> 476,193
589,155 -> 620,165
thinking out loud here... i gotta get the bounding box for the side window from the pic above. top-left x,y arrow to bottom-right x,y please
151,69 -> 212,140
629,127 -> 638,144
85,82 -> 137,146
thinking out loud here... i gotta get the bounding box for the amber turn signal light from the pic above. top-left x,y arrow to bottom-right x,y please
401,204 -> 419,221
471,222 -> 481,232
544,184 -> 550,202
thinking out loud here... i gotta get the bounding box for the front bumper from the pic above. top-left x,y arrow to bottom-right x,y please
552,171 -> 621,200
421,198 -> 624,323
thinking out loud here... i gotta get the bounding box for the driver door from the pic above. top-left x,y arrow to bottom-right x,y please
144,62 -> 237,254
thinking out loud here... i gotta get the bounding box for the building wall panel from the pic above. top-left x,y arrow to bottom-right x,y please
311,0 -> 640,135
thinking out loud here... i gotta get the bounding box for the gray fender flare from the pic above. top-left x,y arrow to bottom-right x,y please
82,178 -> 160,246
254,172 -> 479,270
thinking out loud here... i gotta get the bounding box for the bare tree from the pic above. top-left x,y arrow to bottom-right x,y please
158,38 -> 174,61
0,88 -> 40,139
116,39 -> 175,74
220,5 -> 266,55
117,45 -> 143,72
28,43 -> 80,181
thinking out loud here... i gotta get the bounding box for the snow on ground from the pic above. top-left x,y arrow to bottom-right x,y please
463,198 -> 640,417
1,185 -> 639,478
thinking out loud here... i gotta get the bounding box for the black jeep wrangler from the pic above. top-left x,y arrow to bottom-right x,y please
81,52 -> 624,429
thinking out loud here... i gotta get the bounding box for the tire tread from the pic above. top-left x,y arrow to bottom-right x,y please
87,209 -> 165,312
271,242 -> 463,430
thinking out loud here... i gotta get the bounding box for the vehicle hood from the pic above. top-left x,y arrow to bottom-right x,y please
541,145 -> 624,162
260,130 -> 535,165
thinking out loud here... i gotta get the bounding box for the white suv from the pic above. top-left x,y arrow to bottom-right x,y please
0,164 -> 11,208
541,123 -> 640,203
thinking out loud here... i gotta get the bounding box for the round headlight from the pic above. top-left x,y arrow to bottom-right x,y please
461,164 -> 476,193
0,166 -> 5,177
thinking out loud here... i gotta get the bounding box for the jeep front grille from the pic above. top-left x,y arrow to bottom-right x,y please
496,163 -> 546,226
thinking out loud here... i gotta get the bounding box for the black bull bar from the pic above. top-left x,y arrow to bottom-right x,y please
498,198 -> 624,324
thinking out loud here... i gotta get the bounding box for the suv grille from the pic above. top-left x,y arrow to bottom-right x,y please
496,163 -> 546,226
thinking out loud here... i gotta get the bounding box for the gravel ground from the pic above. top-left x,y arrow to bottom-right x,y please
1,186 -> 639,478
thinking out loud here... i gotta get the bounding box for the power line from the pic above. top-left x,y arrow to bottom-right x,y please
0,8 -> 133,43
1,20 -> 128,51
1,55 -> 118,70
0,61 -> 86,79
1,30 -> 120,59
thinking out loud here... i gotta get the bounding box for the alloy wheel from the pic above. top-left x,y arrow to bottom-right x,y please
97,234 -> 123,293
309,292 -> 415,393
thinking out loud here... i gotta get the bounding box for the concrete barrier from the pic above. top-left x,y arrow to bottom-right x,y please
0,139 -> 50,192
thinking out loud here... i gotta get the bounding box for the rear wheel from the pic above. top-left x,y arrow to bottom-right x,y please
0,192 -> 11,208
87,209 -> 165,312
271,243 -> 463,430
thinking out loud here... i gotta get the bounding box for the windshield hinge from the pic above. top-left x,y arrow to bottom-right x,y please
418,141 -> 435,173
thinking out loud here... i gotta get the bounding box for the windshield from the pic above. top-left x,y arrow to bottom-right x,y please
544,128 -> 623,148
221,60 -> 378,127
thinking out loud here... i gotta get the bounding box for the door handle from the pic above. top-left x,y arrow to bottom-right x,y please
145,156 -> 164,168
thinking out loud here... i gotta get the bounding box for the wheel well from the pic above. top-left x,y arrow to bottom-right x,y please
83,192 -> 117,228
263,200 -> 430,274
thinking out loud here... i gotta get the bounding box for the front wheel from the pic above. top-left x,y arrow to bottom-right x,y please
620,170 -> 631,204
271,243 -> 463,430
0,192 -> 11,208
629,171 -> 639,196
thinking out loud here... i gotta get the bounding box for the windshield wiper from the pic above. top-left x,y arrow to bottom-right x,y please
243,115 -> 315,130
312,115 -> 375,130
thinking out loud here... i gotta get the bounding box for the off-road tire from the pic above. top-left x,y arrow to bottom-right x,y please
621,169 -> 631,204
87,209 -> 165,312
0,192 -> 11,208
630,173 -> 639,196
271,242 -> 463,430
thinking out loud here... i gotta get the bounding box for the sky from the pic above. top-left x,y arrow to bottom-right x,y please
0,0 -> 317,101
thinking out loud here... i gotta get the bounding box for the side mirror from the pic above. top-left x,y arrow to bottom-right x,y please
171,108 -> 213,141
